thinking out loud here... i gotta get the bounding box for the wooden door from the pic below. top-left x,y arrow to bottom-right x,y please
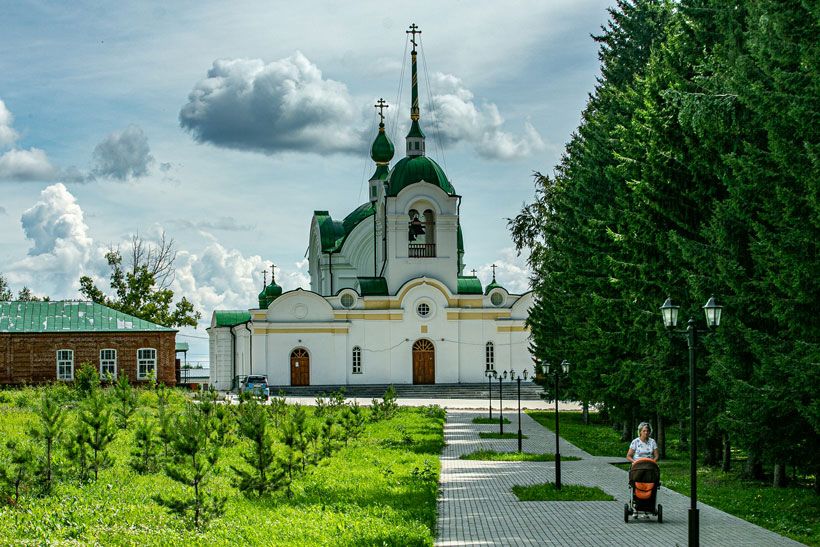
412,339 -> 435,384
290,348 -> 310,386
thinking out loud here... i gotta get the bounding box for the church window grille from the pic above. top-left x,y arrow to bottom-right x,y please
485,342 -> 495,371
417,302 -> 431,318
137,348 -> 157,380
352,346 -> 362,374
100,349 -> 117,379
57,349 -> 74,380
490,292 -> 504,306
340,293 -> 355,309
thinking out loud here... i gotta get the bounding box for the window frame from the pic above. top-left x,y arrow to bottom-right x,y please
352,346 -> 362,374
56,349 -> 74,381
485,342 -> 495,371
137,347 -> 157,381
99,348 -> 117,379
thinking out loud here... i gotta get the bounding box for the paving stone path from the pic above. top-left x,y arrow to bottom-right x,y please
436,409 -> 803,546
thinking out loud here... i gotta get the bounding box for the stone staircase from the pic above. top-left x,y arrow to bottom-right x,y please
268,382 -> 546,400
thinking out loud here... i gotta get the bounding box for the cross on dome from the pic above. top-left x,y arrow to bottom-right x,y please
491,264 -> 497,281
406,23 -> 421,51
374,98 -> 389,124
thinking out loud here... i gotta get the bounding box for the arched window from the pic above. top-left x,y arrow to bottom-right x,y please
409,208 -> 436,257
352,346 -> 362,374
485,342 -> 495,371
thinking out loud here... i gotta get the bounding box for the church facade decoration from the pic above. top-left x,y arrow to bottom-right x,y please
208,25 -> 533,389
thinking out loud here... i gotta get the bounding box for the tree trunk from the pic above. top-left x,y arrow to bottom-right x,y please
582,402 -> 589,425
722,433 -> 731,472
704,434 -> 720,467
743,449 -> 764,480
620,421 -> 631,442
773,462 -> 788,488
657,414 -> 666,460
679,418 -> 688,452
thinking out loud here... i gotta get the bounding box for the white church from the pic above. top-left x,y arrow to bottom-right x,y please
208,26 -> 533,390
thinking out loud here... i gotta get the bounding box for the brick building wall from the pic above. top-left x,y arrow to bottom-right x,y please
0,331 -> 177,385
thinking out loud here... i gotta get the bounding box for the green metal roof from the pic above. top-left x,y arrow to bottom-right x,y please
357,277 -> 389,296
386,155 -> 455,197
315,203 -> 375,254
0,301 -> 175,333
406,120 -> 426,139
371,124 -> 395,163
369,163 -> 390,182
175,342 -> 189,352
213,310 -> 251,327
485,279 -> 504,295
457,276 -> 483,295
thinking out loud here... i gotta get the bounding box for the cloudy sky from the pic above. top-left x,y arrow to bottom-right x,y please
1,0 -> 613,360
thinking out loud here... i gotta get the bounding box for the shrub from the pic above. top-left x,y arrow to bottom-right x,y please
74,363 -> 100,397
112,374 -> 137,429
371,385 -> 399,421
0,439 -> 36,505
130,412 -> 159,474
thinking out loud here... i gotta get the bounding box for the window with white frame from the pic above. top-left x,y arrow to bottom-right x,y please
100,349 -> 117,379
56,349 -> 74,380
137,348 -> 157,380
485,342 -> 495,371
352,346 -> 362,374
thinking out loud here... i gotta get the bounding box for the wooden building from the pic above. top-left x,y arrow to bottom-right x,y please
0,301 -> 177,385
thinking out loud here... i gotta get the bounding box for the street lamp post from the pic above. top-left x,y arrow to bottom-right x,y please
485,368 -> 495,420
660,296 -> 722,547
497,370 -> 508,434
508,368 -> 530,452
545,360 -> 570,489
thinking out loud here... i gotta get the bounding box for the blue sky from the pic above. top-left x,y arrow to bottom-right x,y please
0,0 -> 613,360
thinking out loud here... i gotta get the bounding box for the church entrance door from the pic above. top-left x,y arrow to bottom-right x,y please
290,348 -> 310,386
412,339 -> 435,384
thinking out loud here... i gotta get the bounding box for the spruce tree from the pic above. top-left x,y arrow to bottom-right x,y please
30,389 -> 65,491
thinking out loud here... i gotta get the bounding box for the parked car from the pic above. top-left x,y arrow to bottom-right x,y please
243,375 -> 270,400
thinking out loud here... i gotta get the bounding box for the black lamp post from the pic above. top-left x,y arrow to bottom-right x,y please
508,368 -> 530,452
497,370 -> 508,434
485,368 -> 495,420
660,295 -> 722,547
539,360 -> 569,489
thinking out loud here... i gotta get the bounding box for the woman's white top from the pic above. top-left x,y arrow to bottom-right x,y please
630,437 -> 657,460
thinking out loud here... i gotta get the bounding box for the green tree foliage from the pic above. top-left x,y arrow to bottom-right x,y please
232,400 -> 277,496
80,389 -> 116,480
0,439 -> 36,505
130,413 -> 160,474
0,273 -> 13,301
513,0 -> 819,488
64,419 -> 92,481
113,374 -> 138,429
30,389 -> 65,491
156,404 -> 225,529
74,363 -> 101,398
78,233 -> 200,328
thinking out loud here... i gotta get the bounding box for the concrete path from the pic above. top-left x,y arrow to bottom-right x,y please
437,409 -> 803,547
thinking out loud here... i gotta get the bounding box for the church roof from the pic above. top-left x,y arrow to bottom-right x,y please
457,276 -> 483,295
357,277 -> 389,296
315,203 -> 376,254
386,155 -> 455,197
213,310 -> 251,327
485,279 -> 504,295
370,125 -> 395,164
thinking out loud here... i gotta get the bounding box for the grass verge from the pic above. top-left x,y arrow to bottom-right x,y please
459,450 -> 579,462
528,410 -> 819,546
512,483 -> 614,501
478,432 -> 528,440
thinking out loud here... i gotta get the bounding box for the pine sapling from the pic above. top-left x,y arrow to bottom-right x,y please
30,389 -> 65,492
81,389 -> 116,480
232,400 -> 276,496
130,413 -> 159,474
113,374 -> 137,429
64,418 -> 91,481
0,439 -> 35,505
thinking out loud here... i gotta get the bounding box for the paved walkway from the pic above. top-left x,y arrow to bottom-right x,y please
437,410 -> 803,546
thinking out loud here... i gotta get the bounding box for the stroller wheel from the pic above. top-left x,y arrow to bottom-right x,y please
657,504 -> 663,523
624,504 -> 630,523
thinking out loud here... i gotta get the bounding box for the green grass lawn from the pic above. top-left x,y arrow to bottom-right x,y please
459,449 -> 579,462
0,388 -> 445,546
529,410 -> 819,546
478,432 -> 528,440
472,416 -> 511,425
512,483 -> 614,502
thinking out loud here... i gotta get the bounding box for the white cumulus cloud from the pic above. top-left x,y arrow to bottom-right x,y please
0,148 -> 58,181
179,52 -> 366,155
475,247 -> 532,294
9,183 -> 98,296
428,73 -> 546,160
0,99 -> 19,147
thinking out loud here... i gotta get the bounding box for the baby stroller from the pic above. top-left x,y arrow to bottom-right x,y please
624,458 -> 662,523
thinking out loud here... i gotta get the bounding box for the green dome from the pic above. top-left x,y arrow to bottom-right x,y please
265,281 -> 283,299
370,124 -> 394,164
386,155 -> 455,197
485,279 -> 504,295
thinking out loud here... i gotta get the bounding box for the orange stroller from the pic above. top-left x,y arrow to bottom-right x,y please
624,458 -> 663,523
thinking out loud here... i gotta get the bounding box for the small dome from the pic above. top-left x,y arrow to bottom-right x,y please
387,155 -> 455,196
485,279 -> 504,295
370,124 -> 395,164
264,281 -> 283,300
